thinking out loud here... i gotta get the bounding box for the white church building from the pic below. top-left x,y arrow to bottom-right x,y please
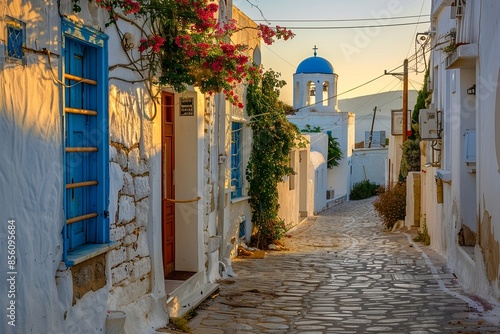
287,48 -> 355,211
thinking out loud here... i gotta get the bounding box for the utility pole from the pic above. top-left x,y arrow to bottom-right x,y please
384,58 -> 409,142
368,106 -> 377,148
402,58 -> 409,142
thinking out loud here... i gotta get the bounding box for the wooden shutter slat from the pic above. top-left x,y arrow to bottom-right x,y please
66,181 -> 98,189
64,73 -> 97,85
66,212 -> 98,225
66,147 -> 98,153
65,107 -> 98,116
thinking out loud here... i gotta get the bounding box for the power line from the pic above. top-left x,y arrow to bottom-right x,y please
282,21 -> 430,30
261,43 -> 297,69
346,78 -> 401,114
254,14 -> 428,23
406,0 -> 427,58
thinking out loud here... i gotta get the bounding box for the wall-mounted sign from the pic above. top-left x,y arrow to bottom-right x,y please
180,97 -> 194,116
391,109 -> 412,136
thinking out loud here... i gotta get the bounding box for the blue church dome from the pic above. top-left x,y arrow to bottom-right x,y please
296,55 -> 334,74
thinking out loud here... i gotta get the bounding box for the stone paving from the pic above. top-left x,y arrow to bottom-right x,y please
186,198 -> 500,334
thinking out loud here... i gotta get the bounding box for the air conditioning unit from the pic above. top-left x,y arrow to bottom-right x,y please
326,189 -> 335,200
464,129 -> 476,173
419,108 -> 441,140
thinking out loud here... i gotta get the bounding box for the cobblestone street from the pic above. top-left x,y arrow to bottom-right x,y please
186,198 -> 500,334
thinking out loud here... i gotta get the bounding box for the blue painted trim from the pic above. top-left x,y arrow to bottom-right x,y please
231,122 -> 243,199
61,20 -> 68,263
5,16 -> 26,64
98,33 -> 110,244
61,18 -> 108,48
64,242 -> 119,267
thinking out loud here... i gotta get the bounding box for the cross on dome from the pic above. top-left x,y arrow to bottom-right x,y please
313,45 -> 318,56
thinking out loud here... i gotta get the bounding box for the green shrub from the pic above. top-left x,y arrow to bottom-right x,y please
400,135 -> 421,180
413,225 -> 430,246
327,136 -> 343,169
373,183 -> 406,230
350,180 -> 379,200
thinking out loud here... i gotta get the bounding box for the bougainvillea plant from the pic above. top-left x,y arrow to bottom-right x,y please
73,0 -> 294,106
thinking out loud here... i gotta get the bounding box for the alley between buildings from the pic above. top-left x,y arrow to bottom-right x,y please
182,198 -> 500,334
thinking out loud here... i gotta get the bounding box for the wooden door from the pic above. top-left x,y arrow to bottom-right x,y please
162,92 -> 175,277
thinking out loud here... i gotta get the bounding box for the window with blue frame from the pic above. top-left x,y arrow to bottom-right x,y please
6,17 -> 25,61
62,20 -> 109,260
231,122 -> 243,199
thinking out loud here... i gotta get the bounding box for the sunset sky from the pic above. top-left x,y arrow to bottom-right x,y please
233,0 -> 431,105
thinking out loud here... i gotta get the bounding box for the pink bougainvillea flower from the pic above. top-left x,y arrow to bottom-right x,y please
92,0 -> 293,107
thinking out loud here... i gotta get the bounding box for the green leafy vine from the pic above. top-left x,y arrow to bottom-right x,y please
246,70 -> 305,248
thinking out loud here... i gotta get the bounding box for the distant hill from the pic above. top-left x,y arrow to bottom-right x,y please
338,90 -> 419,143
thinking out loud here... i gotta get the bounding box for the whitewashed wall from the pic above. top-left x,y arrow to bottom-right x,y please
476,0 -> 500,299
424,0 -> 500,301
277,141 -> 313,231
0,1 -> 171,333
351,148 -> 388,187
288,112 -> 353,201
0,2 -> 64,331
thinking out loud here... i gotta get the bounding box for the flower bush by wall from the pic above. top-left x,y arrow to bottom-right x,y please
73,0 -> 294,106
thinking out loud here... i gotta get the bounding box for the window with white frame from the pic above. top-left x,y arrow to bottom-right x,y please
62,20 -> 110,263
231,122 -> 244,199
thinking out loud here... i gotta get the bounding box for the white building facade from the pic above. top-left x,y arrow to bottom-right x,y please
416,0 -> 500,302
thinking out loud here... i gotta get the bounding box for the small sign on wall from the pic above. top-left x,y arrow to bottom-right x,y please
180,97 -> 194,116
391,109 -> 412,136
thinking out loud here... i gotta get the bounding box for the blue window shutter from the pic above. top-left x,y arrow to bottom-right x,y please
62,20 -> 109,256
66,39 -> 88,249
231,122 -> 243,199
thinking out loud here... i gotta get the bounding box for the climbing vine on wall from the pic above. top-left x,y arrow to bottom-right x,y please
246,70 -> 305,248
